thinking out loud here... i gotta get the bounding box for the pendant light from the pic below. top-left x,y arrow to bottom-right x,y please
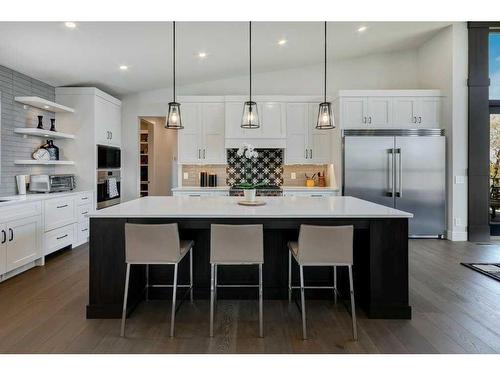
241,21 -> 260,129
166,21 -> 183,129
316,21 -> 335,130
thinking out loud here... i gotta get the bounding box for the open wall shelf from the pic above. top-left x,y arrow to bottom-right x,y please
14,160 -> 75,166
14,128 -> 75,140
15,96 -> 75,113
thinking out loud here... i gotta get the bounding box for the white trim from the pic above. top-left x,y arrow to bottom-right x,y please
446,230 -> 468,241
337,89 -> 442,97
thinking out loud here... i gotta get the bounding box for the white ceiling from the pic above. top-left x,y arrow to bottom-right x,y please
0,21 -> 451,97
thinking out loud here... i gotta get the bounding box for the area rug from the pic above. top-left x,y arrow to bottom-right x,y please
461,263 -> 500,282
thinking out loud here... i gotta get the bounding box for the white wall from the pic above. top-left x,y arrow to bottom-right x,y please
416,22 -> 468,241
121,49 -> 420,201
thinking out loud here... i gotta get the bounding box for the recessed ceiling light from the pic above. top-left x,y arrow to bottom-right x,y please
357,26 -> 368,33
65,22 -> 77,29
278,39 -> 287,46
198,52 -> 207,58
43,105 -> 50,109
119,65 -> 128,71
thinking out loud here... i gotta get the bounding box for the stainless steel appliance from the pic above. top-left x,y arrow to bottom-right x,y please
229,184 -> 283,197
343,129 -> 445,238
29,174 -> 75,193
97,170 -> 121,209
97,145 -> 121,169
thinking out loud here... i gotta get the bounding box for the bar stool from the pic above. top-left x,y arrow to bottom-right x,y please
210,224 -> 264,338
288,224 -> 357,340
121,223 -> 194,337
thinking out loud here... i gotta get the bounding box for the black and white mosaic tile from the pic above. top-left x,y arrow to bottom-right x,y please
226,149 -> 284,186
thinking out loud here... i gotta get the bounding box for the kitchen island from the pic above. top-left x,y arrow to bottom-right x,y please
87,196 -> 413,319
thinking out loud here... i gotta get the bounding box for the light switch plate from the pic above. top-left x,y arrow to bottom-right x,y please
291,172 -> 296,180
183,172 -> 189,180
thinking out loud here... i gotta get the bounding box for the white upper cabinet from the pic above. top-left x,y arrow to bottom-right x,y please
224,97 -> 286,148
285,103 -> 332,164
178,102 -> 225,164
338,90 -> 442,129
95,95 -> 122,147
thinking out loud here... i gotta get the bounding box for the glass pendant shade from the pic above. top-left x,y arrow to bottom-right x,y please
241,101 -> 260,129
166,101 -> 183,129
316,101 -> 335,129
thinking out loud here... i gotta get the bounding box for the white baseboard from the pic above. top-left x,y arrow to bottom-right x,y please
446,230 -> 468,241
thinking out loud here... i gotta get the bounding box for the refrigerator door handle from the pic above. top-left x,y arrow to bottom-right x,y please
395,148 -> 402,197
387,149 -> 393,197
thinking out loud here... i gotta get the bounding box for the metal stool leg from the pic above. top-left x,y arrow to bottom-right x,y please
333,265 -> 337,304
259,264 -> 263,338
120,263 -> 131,337
348,265 -> 358,340
288,250 -> 292,302
170,263 -> 178,337
299,265 -> 307,340
145,264 -> 149,301
210,263 -> 215,337
189,247 -> 194,303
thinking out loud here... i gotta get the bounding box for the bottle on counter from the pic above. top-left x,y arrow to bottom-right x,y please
200,171 -> 208,187
208,174 -> 217,187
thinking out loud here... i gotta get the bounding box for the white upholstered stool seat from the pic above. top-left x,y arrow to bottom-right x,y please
288,224 -> 357,340
120,223 -> 194,338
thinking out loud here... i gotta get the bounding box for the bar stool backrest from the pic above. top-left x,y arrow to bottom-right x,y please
125,223 -> 181,263
298,224 -> 354,265
210,224 -> 264,264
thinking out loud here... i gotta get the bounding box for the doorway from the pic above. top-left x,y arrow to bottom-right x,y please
138,117 -> 178,196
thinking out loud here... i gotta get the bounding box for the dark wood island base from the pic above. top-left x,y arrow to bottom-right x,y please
87,216 -> 411,320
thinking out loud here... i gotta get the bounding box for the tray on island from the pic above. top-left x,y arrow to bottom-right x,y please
237,200 -> 266,206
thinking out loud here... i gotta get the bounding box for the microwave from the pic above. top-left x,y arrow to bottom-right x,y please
97,145 -> 121,169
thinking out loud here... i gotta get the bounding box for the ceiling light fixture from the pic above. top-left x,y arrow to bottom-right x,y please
166,21 -> 183,130
357,26 -> 368,32
119,65 -> 128,71
278,39 -> 287,46
241,21 -> 259,129
198,52 -> 207,58
316,21 -> 335,130
65,22 -> 77,29
43,105 -> 50,109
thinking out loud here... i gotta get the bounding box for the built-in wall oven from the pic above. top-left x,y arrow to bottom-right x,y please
98,145 -> 121,169
97,170 -> 121,209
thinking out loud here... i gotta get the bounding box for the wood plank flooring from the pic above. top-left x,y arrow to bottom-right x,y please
0,239 -> 499,353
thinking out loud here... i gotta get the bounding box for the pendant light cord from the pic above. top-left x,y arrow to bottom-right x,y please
173,21 -> 176,102
249,21 -> 252,102
324,21 -> 327,103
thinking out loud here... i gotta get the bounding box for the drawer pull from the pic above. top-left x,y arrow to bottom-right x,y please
81,197 -> 89,200
81,228 -> 88,232
189,194 -> 201,197
82,211 -> 89,215
57,234 -> 68,240
311,194 -> 323,197
57,204 -> 69,209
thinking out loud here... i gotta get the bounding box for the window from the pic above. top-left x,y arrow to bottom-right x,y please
490,33 -> 500,100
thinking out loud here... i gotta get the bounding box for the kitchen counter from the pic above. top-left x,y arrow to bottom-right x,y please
88,195 -> 412,320
0,190 -> 93,208
88,196 -> 411,219
172,186 -> 339,191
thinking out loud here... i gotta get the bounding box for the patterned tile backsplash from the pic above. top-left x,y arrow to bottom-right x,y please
226,148 -> 283,186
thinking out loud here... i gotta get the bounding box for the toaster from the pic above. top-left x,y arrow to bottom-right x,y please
29,174 -> 75,193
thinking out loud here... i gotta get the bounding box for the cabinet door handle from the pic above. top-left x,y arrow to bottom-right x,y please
363,116 -> 367,123
57,204 -> 68,209
110,131 -> 113,139
418,116 -> 422,123
57,234 -> 68,240
413,116 -> 417,123
198,149 -> 201,159
203,149 -> 206,159
305,149 -> 308,159
1,230 -> 5,244
9,228 -> 13,242
368,116 -> 372,124
309,149 -> 313,159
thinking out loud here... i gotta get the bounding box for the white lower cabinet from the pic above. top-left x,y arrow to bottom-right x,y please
44,196 -> 76,232
1,210 -> 42,274
44,223 -> 75,256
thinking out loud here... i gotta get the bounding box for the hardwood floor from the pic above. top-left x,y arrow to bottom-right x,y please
0,239 -> 499,353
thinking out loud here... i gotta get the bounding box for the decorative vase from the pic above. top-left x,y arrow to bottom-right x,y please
37,115 -> 44,130
244,189 -> 256,202
45,140 -> 59,160
50,118 -> 56,132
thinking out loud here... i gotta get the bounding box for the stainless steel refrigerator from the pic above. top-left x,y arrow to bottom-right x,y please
343,129 -> 445,238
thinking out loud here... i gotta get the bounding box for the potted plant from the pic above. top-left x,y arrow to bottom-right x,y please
234,144 -> 264,201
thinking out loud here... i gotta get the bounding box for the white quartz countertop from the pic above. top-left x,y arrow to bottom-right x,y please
0,190 -> 92,208
171,186 -> 339,191
88,196 -> 412,219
